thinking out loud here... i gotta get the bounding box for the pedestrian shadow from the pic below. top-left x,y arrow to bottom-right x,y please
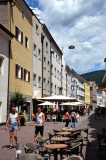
83,113 -> 106,160
2,145 -> 16,149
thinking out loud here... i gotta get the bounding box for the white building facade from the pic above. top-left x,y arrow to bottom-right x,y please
51,40 -> 62,95
62,52 -> 66,96
96,90 -> 103,106
0,24 -> 13,123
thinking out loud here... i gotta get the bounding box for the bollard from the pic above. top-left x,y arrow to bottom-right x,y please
16,142 -> 19,150
16,142 -> 22,160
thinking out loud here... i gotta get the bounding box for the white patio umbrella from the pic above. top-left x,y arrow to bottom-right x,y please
60,102 -> 83,106
38,101 -> 56,106
99,104 -> 104,108
38,95 -> 77,102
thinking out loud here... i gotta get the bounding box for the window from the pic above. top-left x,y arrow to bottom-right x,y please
44,78 -> 46,90
46,42 -> 48,51
55,85 -> 56,94
51,83 -> 53,93
90,87 -> 93,91
25,36 -> 29,49
36,24 -> 39,35
24,69 -> 28,82
71,76 -> 73,82
22,10 -> 25,19
71,85 -> 74,91
16,64 -> 23,79
48,61 -> 50,71
34,44 -> 37,56
33,74 -> 36,86
15,26 -> 23,44
44,57 -> 46,68
58,57 -> 60,64
24,69 -> 30,82
38,49 -> 41,60
0,57 -> 3,75
38,76 -> 41,88
55,68 -> 56,77
56,55 -> 57,61
51,65 -> 53,74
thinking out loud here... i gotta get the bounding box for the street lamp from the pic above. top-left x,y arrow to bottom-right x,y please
104,58 -> 106,73
69,45 -> 75,49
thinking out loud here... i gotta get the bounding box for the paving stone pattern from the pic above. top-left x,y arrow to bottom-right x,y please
0,112 -> 106,160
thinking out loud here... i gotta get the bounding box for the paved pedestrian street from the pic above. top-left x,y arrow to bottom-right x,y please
0,112 -> 106,160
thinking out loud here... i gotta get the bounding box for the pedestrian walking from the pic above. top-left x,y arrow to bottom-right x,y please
87,107 -> 90,117
5,107 -> 21,149
34,107 -> 45,143
71,111 -> 76,128
94,107 -> 98,119
65,110 -> 70,127
98,107 -> 102,119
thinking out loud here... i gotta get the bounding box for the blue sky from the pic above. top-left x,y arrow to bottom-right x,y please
25,0 -> 106,74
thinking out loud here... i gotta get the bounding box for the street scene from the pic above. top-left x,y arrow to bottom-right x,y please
0,0 -> 106,160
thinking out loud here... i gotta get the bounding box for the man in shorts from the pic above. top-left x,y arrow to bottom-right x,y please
34,107 -> 45,143
5,107 -> 21,149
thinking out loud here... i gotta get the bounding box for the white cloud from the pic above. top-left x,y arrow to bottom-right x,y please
29,0 -> 106,74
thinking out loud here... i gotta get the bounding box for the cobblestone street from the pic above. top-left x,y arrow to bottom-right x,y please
0,112 -> 106,160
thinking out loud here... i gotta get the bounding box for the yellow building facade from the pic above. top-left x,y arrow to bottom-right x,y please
8,0 -> 33,119
9,0 -> 32,96
84,82 -> 90,108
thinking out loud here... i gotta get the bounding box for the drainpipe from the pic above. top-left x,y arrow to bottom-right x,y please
66,73 -> 67,96
41,34 -> 44,97
50,40 -> 52,96
7,40 -> 11,119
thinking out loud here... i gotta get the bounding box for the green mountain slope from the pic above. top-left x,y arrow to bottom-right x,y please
80,70 -> 105,84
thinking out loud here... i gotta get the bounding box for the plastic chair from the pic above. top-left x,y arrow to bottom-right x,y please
70,131 -> 81,139
48,132 -> 55,143
62,115 -> 65,122
24,143 -> 39,153
97,133 -> 106,159
81,128 -> 90,147
102,128 -> 106,137
36,137 -> 49,159
19,154 -> 43,160
63,142 -> 83,157
51,115 -> 56,122
63,155 -> 83,160
46,114 -> 51,122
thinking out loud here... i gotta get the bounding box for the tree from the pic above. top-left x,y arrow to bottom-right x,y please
10,91 -> 27,110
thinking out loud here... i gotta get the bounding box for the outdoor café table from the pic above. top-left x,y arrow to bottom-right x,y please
62,128 -> 75,132
56,132 -> 70,136
51,137 -> 70,143
44,144 -> 67,160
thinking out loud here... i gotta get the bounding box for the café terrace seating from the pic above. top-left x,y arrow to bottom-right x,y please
19,154 -> 43,160
97,133 -> 106,159
81,128 -> 90,147
24,143 -> 39,154
63,155 -> 83,160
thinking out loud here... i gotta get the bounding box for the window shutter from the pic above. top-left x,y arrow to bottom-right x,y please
25,37 -> 27,48
28,71 -> 30,82
21,32 -> 23,44
15,26 -> 18,39
15,64 -> 18,78
24,69 -> 26,81
21,67 -> 23,79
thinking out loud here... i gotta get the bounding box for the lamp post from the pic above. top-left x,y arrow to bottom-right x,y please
104,58 -> 106,73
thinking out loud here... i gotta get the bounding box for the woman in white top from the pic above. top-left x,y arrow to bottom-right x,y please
5,107 -> 21,149
34,107 -> 45,143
